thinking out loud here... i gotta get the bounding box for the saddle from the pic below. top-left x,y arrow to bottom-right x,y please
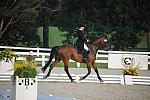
76,47 -> 90,63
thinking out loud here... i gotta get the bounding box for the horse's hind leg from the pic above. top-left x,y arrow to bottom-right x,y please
80,64 -> 91,80
41,57 -> 53,73
93,63 -> 103,82
63,59 -> 74,82
45,59 -> 60,78
41,62 -> 50,73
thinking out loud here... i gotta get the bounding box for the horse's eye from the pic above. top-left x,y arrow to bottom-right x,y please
104,39 -> 107,42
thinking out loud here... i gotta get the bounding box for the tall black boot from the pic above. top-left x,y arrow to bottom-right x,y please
82,50 -> 89,63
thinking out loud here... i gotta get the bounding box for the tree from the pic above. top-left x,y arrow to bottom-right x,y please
0,0 -> 44,37
111,27 -> 143,50
0,0 -> 45,46
1,0 -> 149,50
53,0 -> 148,51
36,0 -> 61,47
0,21 -> 41,46
134,0 -> 150,51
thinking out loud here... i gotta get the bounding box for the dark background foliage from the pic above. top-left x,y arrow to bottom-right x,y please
0,0 -> 150,51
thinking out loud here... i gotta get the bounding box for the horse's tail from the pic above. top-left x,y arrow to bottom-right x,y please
47,46 -> 59,65
41,46 -> 59,72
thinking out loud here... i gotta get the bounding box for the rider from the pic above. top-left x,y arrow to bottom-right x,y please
76,25 -> 89,63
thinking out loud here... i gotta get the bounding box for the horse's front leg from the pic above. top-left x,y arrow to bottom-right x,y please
93,63 -> 103,82
63,60 -> 74,82
64,66 -> 74,82
79,64 -> 91,81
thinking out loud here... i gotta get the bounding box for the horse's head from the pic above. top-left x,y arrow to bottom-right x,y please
92,36 -> 110,50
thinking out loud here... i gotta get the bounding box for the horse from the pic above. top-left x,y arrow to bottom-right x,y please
41,36 -> 109,82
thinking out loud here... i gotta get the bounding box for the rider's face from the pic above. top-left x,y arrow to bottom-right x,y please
79,27 -> 84,31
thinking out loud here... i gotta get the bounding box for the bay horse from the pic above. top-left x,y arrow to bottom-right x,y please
41,36 -> 109,82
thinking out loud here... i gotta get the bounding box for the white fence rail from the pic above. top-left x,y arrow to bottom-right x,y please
0,46 -> 150,67
0,73 -> 150,85
0,46 -> 150,85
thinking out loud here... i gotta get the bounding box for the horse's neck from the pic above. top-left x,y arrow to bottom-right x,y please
89,44 -> 99,54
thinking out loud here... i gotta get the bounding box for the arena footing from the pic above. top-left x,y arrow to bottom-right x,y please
0,90 -> 78,100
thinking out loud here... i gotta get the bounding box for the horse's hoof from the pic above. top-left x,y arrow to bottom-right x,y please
79,77 -> 83,81
71,81 -> 75,83
43,75 -> 47,79
71,79 -> 76,83
100,79 -> 104,83
41,68 -> 45,73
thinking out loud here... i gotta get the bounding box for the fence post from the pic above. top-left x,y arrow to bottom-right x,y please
124,75 -> 133,85
77,62 -> 80,68
120,75 -> 125,85
42,55 -> 45,67
37,47 -> 39,57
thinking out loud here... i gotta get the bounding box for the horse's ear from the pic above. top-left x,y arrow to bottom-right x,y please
97,36 -> 101,38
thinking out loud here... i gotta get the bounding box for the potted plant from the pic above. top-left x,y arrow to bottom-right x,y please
122,63 -> 142,85
0,49 -> 16,74
11,60 -> 37,100
13,60 -> 37,79
0,49 -> 16,62
122,63 -> 142,76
